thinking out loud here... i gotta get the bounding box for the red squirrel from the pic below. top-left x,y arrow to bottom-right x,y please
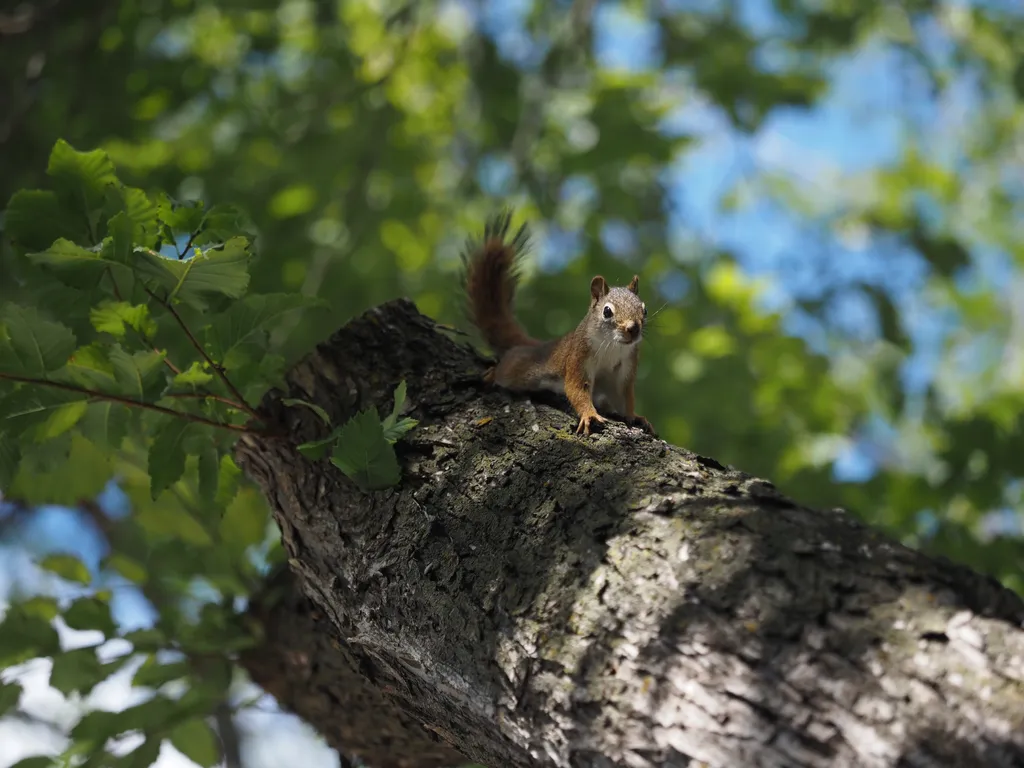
462,211 -> 655,436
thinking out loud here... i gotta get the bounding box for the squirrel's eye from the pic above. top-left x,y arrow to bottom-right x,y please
603,305 -> 614,319
642,303 -> 647,316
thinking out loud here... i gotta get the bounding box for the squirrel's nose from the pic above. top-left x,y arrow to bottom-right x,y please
624,321 -> 640,338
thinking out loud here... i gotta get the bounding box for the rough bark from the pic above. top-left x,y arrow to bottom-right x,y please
234,299 -> 1024,768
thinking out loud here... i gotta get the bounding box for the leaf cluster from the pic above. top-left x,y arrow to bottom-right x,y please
0,140 -> 325,499
0,138 -> 426,768
292,379 -> 419,491
0,140 -> 337,767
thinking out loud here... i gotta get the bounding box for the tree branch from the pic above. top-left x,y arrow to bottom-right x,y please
234,299 -> 1024,768
104,267 -> 250,409
178,230 -> 200,261
214,701 -> 245,768
0,371 -> 258,434
165,391 -> 250,409
145,287 -> 260,419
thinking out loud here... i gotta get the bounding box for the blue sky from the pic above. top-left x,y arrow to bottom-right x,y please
2,0 -> 1022,765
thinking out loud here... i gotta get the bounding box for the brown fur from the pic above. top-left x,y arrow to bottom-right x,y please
462,211 -> 655,437
462,210 -> 538,356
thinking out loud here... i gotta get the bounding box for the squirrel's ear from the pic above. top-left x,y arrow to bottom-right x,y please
590,276 -> 609,302
628,275 -> 640,294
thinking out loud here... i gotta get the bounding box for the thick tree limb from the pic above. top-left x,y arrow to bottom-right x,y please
234,299 -> 1024,768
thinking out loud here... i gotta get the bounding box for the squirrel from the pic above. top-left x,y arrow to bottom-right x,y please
462,211 -> 655,437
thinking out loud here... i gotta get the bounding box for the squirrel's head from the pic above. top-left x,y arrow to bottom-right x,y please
589,275 -> 646,346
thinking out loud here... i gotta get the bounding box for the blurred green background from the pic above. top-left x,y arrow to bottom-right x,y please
1,0 -> 1024,764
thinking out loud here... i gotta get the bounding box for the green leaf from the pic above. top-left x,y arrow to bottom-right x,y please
0,609 -> 60,667
12,432 -> 71,475
29,398 -> 87,442
105,211 -> 134,266
47,139 -> 118,229
34,400 -> 88,441
382,380 -> 407,430
297,432 -> 337,461
110,347 -> 167,400
170,361 -> 214,390
64,597 -> 117,636
0,432 -> 19,488
136,237 -> 251,309
207,293 -> 323,370
90,302 -> 157,339
237,352 -> 287,401
170,718 -> 219,768
61,343 -> 116,389
382,416 -> 418,444
330,407 -> 402,490
0,680 -> 22,716
282,397 -> 331,426
134,499 -> 212,547
120,738 -> 160,768
111,186 -> 161,248
4,189 -> 86,250
79,401 -> 129,451
193,203 -> 258,245
0,304 -> 76,376
380,381 -> 417,443
8,757 -> 56,768
50,647 -> 105,696
132,657 -> 189,689
26,238 -> 130,291
71,707 -> 124,743
214,455 -> 242,507
121,628 -> 164,651
21,596 -> 60,622
158,195 -> 205,236
7,433 -> 111,505
39,553 -> 91,584
106,554 -> 148,586
197,444 -> 219,503
219,487 -> 267,552
0,387 -> 86,442
148,417 -> 195,498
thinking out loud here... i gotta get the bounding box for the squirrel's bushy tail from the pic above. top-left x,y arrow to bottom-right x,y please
462,209 -> 539,355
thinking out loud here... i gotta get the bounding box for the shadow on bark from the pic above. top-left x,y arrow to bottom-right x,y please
236,299 -> 1024,768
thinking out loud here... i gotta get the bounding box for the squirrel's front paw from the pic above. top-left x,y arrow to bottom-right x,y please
576,412 -> 607,436
629,415 -> 656,435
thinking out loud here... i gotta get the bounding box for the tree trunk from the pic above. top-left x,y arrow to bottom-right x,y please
233,299 -> 1024,768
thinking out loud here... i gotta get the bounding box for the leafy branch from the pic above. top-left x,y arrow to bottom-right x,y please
0,371 -> 260,435
0,140 -> 323,502
105,266 -> 251,413
0,138 -> 330,768
144,285 -> 260,419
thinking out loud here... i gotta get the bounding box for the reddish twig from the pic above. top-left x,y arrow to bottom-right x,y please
0,372 -> 259,435
165,391 -> 248,409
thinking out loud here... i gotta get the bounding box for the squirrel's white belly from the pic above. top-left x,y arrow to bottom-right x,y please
586,340 -> 634,379
588,340 -> 635,414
